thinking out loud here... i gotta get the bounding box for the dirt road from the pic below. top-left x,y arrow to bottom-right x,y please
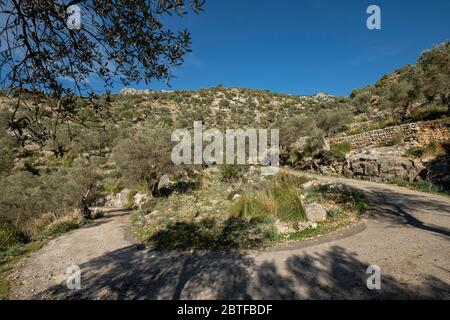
10,173 -> 450,299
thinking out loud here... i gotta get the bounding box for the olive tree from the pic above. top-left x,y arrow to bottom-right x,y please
112,127 -> 175,195
0,0 -> 205,151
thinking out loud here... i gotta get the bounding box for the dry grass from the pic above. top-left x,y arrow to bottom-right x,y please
231,174 -> 307,223
30,210 -> 82,239
421,141 -> 446,159
0,209 -> 90,299
404,141 -> 447,159
1,210 -> 83,251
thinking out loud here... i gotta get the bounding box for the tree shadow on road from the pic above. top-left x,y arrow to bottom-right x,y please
362,186 -> 450,238
37,245 -> 449,300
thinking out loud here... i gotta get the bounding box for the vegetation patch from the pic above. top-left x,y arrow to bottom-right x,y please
330,142 -> 352,154
132,169 -> 366,249
0,210 -> 103,299
404,141 -> 448,159
408,104 -> 448,122
0,241 -> 45,300
285,184 -> 366,241
387,179 -> 450,197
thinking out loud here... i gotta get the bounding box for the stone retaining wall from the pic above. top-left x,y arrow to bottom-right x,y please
331,119 -> 450,149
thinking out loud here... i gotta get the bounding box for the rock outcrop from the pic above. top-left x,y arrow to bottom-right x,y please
343,155 -> 422,182
307,145 -> 425,183
304,203 -> 327,222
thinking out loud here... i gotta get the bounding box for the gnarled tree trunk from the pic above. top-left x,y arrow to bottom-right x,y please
79,184 -> 93,219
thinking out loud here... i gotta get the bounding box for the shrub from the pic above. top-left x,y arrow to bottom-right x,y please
405,141 -> 446,159
304,134 -> 325,156
0,147 -> 14,175
382,131 -> 405,146
388,179 -> 449,196
330,142 -> 352,154
404,146 -> 423,158
219,164 -> 245,182
0,161 -> 101,248
316,109 -> 352,136
218,99 -> 230,108
421,141 -> 446,158
309,184 -> 366,213
0,223 -> 25,251
408,104 -> 448,121
112,127 -> 174,194
392,131 -> 405,145
31,211 -> 83,240
315,150 -> 346,164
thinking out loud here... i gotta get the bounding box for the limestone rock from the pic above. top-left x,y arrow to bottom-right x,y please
158,174 -> 173,190
105,189 -> 130,207
305,203 -> 327,222
133,192 -> 150,208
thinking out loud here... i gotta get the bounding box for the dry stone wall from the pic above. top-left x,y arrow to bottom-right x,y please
331,119 -> 450,149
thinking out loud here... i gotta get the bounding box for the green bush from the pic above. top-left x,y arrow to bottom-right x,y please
219,164 -> 245,182
0,161 -> 101,248
388,179 -> 449,196
404,146 -> 423,158
218,99 -> 230,108
112,127 -> 174,194
0,147 -> 14,175
315,150 -> 346,164
330,142 -> 352,154
0,223 -> 25,251
408,104 -> 448,121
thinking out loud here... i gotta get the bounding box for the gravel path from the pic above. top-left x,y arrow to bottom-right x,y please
10,173 -> 450,299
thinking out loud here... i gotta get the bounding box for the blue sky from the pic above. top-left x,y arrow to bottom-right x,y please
111,0 -> 450,96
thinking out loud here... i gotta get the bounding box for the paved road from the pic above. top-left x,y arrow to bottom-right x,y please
10,172 -> 450,299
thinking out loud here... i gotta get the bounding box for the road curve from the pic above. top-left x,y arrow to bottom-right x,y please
10,172 -> 450,299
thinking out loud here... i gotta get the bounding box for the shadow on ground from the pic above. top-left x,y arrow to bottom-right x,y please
361,186 -> 450,238
38,244 -> 449,300
34,183 -> 450,300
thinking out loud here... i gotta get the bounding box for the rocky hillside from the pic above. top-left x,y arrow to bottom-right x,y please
1,41 -> 449,253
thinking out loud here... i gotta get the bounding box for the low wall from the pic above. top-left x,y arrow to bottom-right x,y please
331,119 -> 450,149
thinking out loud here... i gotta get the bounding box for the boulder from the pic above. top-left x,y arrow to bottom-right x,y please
305,203 -> 327,222
105,188 -> 130,207
134,192 -> 150,208
158,174 -> 173,190
342,146 -> 424,182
